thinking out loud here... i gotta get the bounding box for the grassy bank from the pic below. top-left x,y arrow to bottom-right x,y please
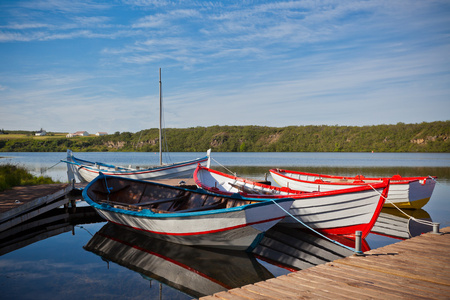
0,164 -> 58,192
1,121 -> 449,152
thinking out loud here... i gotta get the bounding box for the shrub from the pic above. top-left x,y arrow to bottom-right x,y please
0,164 -> 58,192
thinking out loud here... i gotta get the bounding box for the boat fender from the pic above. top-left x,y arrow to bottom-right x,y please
314,179 -> 324,183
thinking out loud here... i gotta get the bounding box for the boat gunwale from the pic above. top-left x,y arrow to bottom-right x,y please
270,168 -> 435,186
82,174 -> 295,219
195,166 -> 389,199
72,155 -> 210,175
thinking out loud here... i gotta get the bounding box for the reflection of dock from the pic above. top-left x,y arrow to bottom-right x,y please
0,205 -> 103,256
200,227 -> 450,299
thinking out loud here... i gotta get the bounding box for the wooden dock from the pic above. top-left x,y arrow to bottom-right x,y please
0,183 -> 85,232
200,227 -> 450,300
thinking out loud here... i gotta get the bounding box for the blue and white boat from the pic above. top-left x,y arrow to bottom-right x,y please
65,149 -> 210,182
82,174 -> 294,251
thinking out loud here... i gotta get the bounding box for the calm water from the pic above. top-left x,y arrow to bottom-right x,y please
1,152 -> 449,299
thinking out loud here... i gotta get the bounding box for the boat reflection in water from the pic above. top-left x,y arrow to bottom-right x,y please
252,226 -> 369,272
371,207 -> 433,240
84,222 -> 370,298
83,222 -> 275,299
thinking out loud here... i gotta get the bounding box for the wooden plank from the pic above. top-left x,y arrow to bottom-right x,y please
0,184 -> 71,222
345,250 -> 448,272
384,244 -> 450,261
228,287 -> 278,300
372,237 -> 450,253
0,197 -> 69,232
254,280 -> 324,299
263,277 -> 327,295
277,275 -> 337,299
348,249 -> 450,275
319,263 -> 450,297
334,257 -> 450,286
284,273 -> 355,299
289,267 -> 390,299
379,241 -> 450,260
309,264 -> 440,299
210,291 -> 250,300
348,252 -> 450,275
242,284 -> 299,299
365,250 -> 450,272
383,238 -> 450,253
286,271 -> 368,300
288,270 -> 392,299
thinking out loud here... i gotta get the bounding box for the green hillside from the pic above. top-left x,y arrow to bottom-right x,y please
0,121 -> 448,152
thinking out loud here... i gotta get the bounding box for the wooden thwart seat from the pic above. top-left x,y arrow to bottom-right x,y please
129,194 -> 188,207
92,184 -> 130,195
151,200 -> 227,214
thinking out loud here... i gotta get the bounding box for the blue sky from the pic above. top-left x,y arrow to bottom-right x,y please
0,0 -> 449,134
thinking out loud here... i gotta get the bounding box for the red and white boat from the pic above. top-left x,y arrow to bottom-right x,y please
269,169 -> 436,209
194,165 -> 389,239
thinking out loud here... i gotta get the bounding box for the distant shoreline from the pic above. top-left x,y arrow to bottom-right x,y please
1,121 -> 449,153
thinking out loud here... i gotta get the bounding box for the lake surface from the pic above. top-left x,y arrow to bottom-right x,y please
1,152 -> 449,299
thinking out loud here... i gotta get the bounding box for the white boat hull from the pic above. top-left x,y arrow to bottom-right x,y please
92,203 -> 288,251
279,186 -> 386,237
270,170 -> 436,209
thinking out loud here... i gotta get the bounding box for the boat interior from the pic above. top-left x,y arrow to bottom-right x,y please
86,177 -> 258,214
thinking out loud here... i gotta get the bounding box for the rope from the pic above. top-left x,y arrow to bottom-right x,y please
211,157 -> 236,176
103,175 -> 113,202
270,199 -> 355,252
40,160 -> 62,174
428,175 -> 442,185
367,183 -> 435,228
75,225 -> 94,237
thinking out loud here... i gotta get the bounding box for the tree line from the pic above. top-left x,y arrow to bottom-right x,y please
0,121 -> 448,152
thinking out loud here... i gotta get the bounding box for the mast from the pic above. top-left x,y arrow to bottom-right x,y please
159,68 -> 162,165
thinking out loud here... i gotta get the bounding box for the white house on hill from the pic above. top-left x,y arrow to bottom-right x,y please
35,129 -> 47,136
95,132 -> 108,136
66,131 -> 89,138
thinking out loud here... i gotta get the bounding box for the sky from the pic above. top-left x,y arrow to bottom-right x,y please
0,0 -> 449,134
